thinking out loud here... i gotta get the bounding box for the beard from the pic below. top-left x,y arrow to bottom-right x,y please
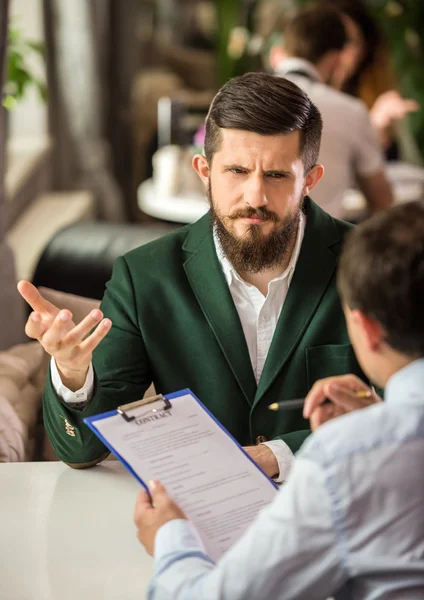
208,184 -> 303,274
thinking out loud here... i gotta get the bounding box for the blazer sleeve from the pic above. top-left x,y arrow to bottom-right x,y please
42,255 -> 153,467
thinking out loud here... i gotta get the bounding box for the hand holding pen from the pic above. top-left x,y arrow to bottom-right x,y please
268,374 -> 382,431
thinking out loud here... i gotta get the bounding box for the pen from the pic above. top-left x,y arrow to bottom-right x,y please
268,389 -> 372,411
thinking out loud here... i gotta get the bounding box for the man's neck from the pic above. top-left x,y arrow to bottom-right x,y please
278,56 -> 322,81
280,55 -> 331,84
374,349 -> 419,389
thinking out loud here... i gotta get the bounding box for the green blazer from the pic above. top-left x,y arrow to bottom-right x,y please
43,198 -> 365,466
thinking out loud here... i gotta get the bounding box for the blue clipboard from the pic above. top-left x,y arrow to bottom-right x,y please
84,388 -> 278,493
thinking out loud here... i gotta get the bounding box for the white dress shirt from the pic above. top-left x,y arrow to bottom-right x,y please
213,214 -> 306,480
51,214 -> 306,481
276,58 -> 384,219
147,359 -> 424,600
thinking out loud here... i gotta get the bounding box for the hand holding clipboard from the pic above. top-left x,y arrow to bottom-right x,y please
84,389 -> 277,561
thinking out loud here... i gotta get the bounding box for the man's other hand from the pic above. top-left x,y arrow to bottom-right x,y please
303,374 -> 381,431
243,444 -> 279,479
134,480 -> 186,556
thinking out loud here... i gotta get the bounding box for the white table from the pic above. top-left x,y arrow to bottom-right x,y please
0,461 -> 153,600
343,161 -> 424,220
138,178 -> 208,224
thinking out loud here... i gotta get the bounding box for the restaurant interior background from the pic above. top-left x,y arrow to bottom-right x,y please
0,0 -> 423,461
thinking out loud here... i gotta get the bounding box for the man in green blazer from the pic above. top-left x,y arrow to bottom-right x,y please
19,73 -> 365,480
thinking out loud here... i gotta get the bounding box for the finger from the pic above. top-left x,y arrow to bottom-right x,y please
371,387 -> 383,403
303,374 -> 367,418
302,377 -> 332,419
391,105 -> 417,118
41,310 -> 74,350
400,100 -> 419,114
137,489 -> 153,508
148,480 -> 170,507
78,318 -> 112,354
134,490 -> 153,524
17,280 -> 60,318
323,382 -> 373,412
310,402 -> 336,431
148,481 -> 186,520
62,309 -> 104,346
310,401 -> 346,430
25,312 -> 48,340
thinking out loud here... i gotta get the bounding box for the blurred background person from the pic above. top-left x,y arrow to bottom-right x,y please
270,5 -> 393,220
321,0 -> 419,159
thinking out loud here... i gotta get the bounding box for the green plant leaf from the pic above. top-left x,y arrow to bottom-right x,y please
4,25 -> 47,106
27,41 -> 45,55
2,95 -> 17,110
34,79 -> 48,102
8,27 -> 22,43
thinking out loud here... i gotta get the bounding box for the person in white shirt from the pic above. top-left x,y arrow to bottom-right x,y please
270,5 -> 394,220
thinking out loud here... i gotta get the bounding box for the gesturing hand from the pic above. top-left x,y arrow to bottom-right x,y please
17,280 -> 112,390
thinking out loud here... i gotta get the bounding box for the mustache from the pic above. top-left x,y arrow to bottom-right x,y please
228,206 -> 280,222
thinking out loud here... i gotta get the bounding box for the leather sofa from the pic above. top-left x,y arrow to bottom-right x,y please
32,220 -> 180,299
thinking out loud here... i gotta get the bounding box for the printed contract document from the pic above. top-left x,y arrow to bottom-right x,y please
84,389 -> 277,560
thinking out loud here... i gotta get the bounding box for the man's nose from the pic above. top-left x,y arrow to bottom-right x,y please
244,176 -> 268,209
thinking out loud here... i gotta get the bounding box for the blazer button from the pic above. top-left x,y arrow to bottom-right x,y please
255,435 -> 268,444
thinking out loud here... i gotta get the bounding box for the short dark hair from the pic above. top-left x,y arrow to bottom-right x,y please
204,72 -> 322,172
283,5 -> 347,64
338,201 -> 424,357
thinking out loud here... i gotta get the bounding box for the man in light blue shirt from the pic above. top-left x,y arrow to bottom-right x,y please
134,200 -> 424,599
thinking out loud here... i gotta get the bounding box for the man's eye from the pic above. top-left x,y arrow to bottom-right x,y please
230,168 -> 246,174
267,173 -> 285,179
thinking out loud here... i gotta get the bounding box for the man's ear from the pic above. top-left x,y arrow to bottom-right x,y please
304,164 -> 324,196
192,154 -> 210,187
353,309 -> 384,352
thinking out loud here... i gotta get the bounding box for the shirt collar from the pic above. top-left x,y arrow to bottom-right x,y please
274,58 -> 322,83
385,359 -> 424,407
213,212 -> 306,289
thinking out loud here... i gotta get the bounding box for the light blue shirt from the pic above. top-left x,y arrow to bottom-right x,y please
148,360 -> 424,599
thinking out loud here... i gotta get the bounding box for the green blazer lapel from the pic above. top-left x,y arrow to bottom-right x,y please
183,214 -> 257,405
255,199 -> 344,404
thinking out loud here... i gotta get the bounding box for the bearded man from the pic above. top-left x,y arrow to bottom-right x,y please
18,72 -> 365,480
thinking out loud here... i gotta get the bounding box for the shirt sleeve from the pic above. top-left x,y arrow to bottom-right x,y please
352,102 -> 384,177
261,439 -> 293,482
50,356 -> 94,404
148,455 -> 347,600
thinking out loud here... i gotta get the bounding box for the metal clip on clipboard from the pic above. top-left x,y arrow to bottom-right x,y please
117,394 -> 172,422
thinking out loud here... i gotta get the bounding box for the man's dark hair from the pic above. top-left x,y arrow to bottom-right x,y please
283,5 -> 347,65
204,72 -> 322,172
338,201 -> 424,357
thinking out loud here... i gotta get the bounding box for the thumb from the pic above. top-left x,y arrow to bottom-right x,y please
148,480 -> 169,506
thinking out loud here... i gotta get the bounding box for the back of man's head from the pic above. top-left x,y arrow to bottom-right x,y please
338,201 -> 424,358
284,5 -> 347,65
204,72 -> 322,172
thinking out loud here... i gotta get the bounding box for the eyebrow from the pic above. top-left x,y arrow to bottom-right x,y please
222,164 -> 292,176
